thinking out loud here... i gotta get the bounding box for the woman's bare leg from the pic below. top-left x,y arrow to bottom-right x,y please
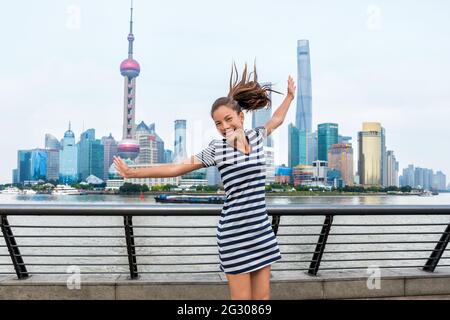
225,272 -> 252,300
250,265 -> 271,300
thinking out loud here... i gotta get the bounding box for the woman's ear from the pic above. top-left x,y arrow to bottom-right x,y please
239,111 -> 245,124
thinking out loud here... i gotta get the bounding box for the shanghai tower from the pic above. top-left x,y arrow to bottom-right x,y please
296,40 -> 312,132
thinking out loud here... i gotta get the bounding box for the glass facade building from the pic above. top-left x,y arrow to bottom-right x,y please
252,82 -> 273,147
318,123 -> 338,162
77,129 -> 104,181
17,150 -> 32,183
296,40 -> 312,133
60,125 -> 78,184
288,123 -> 307,169
174,120 -> 187,162
101,133 -> 118,181
30,149 -> 48,181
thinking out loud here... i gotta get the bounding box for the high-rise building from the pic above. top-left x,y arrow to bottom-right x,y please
135,121 -> 158,164
17,150 -> 32,183
296,40 -> 312,133
318,123 -> 338,162
148,123 -> 165,163
328,143 -> 354,186
174,120 -> 187,162
45,134 -> 61,150
358,122 -> 382,187
59,123 -> 78,184
381,127 -> 387,187
400,165 -> 415,187
432,171 -> 446,191
46,149 -> 59,182
288,124 -> 308,172
101,133 -> 118,181
252,82 -> 273,148
12,169 -> 18,184
206,166 -> 221,186
77,129 -> 104,181
117,2 -> 140,161
310,130 -> 318,164
296,40 -> 313,166
386,150 -> 399,187
164,150 -> 173,163
30,149 -> 48,181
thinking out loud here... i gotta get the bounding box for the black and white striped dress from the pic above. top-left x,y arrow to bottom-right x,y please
195,126 -> 281,274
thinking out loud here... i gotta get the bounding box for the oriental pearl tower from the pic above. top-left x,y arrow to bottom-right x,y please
117,1 -> 140,161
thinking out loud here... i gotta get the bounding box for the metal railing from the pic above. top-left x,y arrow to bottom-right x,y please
0,204 -> 449,280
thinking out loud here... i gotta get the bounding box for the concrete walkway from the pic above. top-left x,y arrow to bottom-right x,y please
1,268 -> 450,300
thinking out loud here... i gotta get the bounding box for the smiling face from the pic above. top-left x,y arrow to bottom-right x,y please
212,105 -> 245,139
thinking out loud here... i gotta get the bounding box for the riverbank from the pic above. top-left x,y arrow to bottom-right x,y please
90,190 -> 442,197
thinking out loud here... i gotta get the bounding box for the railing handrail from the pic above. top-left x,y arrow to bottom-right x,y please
0,204 -> 450,216
1,204 -> 449,279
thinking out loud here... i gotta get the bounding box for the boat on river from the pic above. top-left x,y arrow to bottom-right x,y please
154,194 -> 225,204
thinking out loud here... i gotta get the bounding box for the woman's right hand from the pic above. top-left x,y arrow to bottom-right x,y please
113,156 -> 132,178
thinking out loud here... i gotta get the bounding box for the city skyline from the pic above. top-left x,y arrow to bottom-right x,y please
1,1 -> 450,184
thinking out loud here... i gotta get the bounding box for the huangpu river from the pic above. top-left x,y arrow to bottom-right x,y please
1,193 -> 449,275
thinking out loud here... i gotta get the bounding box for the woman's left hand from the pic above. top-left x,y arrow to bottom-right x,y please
287,75 -> 296,100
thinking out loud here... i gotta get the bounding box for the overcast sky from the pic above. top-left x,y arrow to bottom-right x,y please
1,0 -> 449,184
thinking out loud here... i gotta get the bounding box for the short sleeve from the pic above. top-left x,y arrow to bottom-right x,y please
194,140 -> 216,167
254,126 -> 267,139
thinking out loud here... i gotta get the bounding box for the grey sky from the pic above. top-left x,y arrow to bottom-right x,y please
1,0 -> 449,184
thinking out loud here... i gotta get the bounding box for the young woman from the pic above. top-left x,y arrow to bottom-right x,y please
113,64 -> 296,300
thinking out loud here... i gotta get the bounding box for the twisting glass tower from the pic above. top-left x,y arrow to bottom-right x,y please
117,0 -> 140,161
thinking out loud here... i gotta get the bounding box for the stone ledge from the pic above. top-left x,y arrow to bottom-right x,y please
1,269 -> 450,300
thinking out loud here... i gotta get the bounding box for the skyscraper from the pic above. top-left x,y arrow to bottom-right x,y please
386,150 -> 399,187
296,40 -> 313,165
101,133 -> 118,181
288,124 -> 307,168
358,122 -> 382,187
318,123 -> 338,162
17,150 -> 31,184
77,129 -> 104,181
252,82 -> 275,183
296,40 -> 312,133
59,123 -> 78,184
174,120 -> 187,162
328,143 -> 354,186
252,82 -> 273,148
46,149 -> 59,182
30,149 -> 48,181
148,123 -> 165,163
135,121 -> 158,164
45,134 -> 61,150
117,2 -> 140,161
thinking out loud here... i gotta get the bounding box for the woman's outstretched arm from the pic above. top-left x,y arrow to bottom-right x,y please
113,155 -> 204,179
264,75 -> 296,136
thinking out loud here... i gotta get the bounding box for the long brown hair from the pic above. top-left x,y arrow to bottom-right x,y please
210,62 -> 281,117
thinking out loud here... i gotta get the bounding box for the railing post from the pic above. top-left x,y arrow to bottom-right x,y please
423,222 -> 450,272
308,215 -> 333,276
271,215 -> 281,236
0,215 -> 29,279
123,215 -> 139,279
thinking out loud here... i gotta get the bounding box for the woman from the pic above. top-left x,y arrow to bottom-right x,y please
114,63 -> 296,300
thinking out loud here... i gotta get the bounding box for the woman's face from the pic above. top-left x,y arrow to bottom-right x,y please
212,105 -> 245,139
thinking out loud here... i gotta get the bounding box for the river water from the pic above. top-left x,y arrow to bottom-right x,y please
1,193 -> 449,276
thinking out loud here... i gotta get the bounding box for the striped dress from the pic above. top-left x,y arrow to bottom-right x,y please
195,126 -> 281,274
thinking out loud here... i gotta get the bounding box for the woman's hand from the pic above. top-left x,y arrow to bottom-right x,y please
113,156 -> 132,178
287,75 -> 296,100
